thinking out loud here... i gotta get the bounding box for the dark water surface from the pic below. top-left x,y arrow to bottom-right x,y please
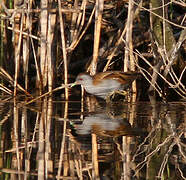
0,96 -> 185,179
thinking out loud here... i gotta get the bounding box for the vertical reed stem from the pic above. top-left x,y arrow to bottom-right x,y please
58,0 -> 69,100
40,0 -> 48,91
92,133 -> 100,180
90,0 -> 104,75
124,0 -> 134,72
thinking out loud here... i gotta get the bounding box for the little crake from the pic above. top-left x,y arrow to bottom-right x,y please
75,71 -> 139,99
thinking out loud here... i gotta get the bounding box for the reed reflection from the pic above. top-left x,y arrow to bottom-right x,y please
0,97 -> 185,180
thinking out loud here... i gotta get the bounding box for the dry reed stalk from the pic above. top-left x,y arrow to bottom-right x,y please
148,0 -> 164,96
70,0 -> 79,43
74,159 -> 80,179
1,168 -> 78,179
67,0 -> 87,64
122,136 -> 131,180
67,6 -> 95,51
47,10 -> 56,92
124,0 -> 137,103
163,28 -> 186,77
14,11 -> 24,96
28,112 -> 40,159
103,26 -> 127,72
92,133 -> 100,180
69,142 -> 75,177
21,106 -> 31,179
22,0 -> 32,91
0,109 -> 12,125
75,159 -> 83,180
19,83 -> 73,106
103,1 -> 141,72
71,0 -> 87,43
1,168 -> 37,176
40,0 -> 48,90
128,104 -> 136,126
5,7 -> 82,14
133,103 -> 185,178
63,157 -> 69,176
136,2 -> 185,29
148,0 -> 183,99
75,0 -> 87,37
0,10 -> 3,67
38,103 -> 45,179
57,101 -> 68,179
90,0 -> 104,75
22,29 -> 29,91
58,0 -> 69,100
0,83 -> 12,94
124,0 -> 134,72
80,86 -> 84,120
134,50 -> 186,99
30,35 -> 42,92
0,67 -> 32,96
13,98 -> 21,179
45,97 -> 53,173
1,24 -> 40,40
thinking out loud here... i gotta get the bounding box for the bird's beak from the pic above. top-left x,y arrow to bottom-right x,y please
71,81 -> 79,87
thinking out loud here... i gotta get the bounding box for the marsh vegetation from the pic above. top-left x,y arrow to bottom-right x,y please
0,0 -> 185,179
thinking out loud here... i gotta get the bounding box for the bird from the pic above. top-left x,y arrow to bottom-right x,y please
75,71 -> 140,100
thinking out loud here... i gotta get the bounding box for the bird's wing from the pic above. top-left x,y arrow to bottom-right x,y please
93,71 -> 121,85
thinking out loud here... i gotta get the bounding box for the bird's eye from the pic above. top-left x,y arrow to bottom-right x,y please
78,78 -> 83,81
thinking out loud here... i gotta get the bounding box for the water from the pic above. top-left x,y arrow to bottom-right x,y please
0,96 -> 185,179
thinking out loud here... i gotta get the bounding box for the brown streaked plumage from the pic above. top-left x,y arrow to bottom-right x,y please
75,71 -> 140,99
92,71 -> 139,85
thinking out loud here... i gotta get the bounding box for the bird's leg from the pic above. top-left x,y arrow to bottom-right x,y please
106,91 -> 118,103
106,93 -> 112,103
113,90 -> 128,99
106,90 -> 128,102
